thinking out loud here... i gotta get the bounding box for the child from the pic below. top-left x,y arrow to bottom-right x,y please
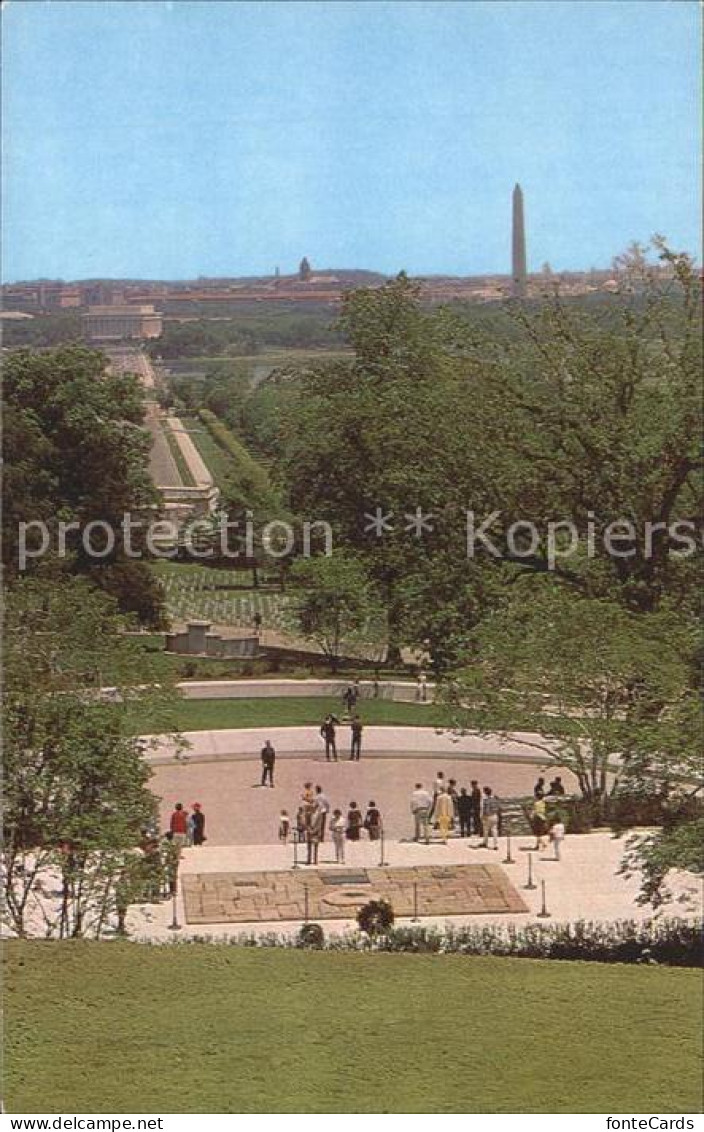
278,809 -> 290,844
550,818 -> 566,861
330,809 -> 346,863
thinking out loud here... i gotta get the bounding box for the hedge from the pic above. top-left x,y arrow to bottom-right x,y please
157,917 -> 702,967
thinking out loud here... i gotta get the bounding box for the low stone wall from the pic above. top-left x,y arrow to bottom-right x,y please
176,677 -> 435,702
166,620 -> 259,659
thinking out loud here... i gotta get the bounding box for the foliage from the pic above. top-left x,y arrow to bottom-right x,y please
198,409 -> 273,509
3,345 -> 164,625
286,554 -> 385,670
297,922 -> 325,948
277,250 -> 702,671
2,576 -> 180,938
1,310 -> 83,348
151,319 -> 258,359
357,898 -> 395,936
442,585 -> 700,803
620,815 -> 704,908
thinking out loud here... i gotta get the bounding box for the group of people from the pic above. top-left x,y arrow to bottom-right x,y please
278,782 -> 383,865
410,774 -> 501,846
165,766 -> 568,869
530,776 -> 567,858
320,713 -> 364,761
168,801 -> 206,848
409,771 -> 567,858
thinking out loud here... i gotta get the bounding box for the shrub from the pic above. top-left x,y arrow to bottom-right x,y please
153,917 -> 701,966
357,899 -> 395,936
297,923 -> 325,949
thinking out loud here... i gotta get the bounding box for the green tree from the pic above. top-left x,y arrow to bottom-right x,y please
2,576 -> 180,938
285,554 -> 384,671
3,345 -> 165,626
278,248 -> 701,664
442,585 -> 700,806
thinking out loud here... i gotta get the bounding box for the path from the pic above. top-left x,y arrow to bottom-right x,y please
125,831 -> 702,941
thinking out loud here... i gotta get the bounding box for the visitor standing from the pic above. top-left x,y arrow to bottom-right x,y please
410,783 -> 433,843
364,801 -> 382,841
330,809 -> 346,863
301,781 -> 315,805
191,802 -> 205,846
448,778 -> 459,827
343,686 -> 356,714
320,715 -> 339,761
306,806 -> 323,865
533,777 -> 546,799
470,780 -> 482,836
457,788 -> 473,838
346,801 -> 363,841
260,740 -> 276,787
350,715 -> 363,760
169,803 -> 188,851
314,785 -> 331,841
435,789 -> 454,844
548,776 -> 566,797
296,805 -> 307,843
278,810 -> 290,844
481,787 -> 501,850
550,817 -> 566,860
531,797 -> 549,851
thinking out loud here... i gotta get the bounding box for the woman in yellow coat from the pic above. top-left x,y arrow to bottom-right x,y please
434,789 -> 454,844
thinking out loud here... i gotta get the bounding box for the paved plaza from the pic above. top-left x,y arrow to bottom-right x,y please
149,748 -> 569,845
124,829 -> 702,942
133,728 -> 701,942
182,862 -> 528,924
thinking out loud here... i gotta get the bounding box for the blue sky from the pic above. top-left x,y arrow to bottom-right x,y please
2,0 -> 700,280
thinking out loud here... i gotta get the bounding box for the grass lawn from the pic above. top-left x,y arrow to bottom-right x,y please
135,696 -> 453,733
178,413 -> 232,491
163,419 -> 197,487
4,942 -> 701,1113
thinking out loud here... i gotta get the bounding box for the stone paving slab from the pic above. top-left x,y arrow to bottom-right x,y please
182,863 -> 528,924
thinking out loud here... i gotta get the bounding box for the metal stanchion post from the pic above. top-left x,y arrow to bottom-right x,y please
537,879 -> 551,918
292,829 -> 299,870
503,832 -> 514,865
411,881 -> 419,923
168,858 -> 181,931
524,851 -> 537,890
303,884 -> 310,924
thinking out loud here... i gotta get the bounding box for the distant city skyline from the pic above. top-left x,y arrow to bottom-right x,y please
2,1 -> 700,282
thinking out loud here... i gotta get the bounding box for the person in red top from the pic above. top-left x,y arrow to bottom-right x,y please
170,802 -> 188,850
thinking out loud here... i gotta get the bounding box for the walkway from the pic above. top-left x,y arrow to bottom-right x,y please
147,725 -> 556,766
176,678 -> 436,702
126,832 -> 702,941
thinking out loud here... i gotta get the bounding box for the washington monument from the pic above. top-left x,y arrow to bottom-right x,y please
512,183 -> 527,297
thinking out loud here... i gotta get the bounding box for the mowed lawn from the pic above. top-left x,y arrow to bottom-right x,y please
4,943 -> 702,1113
137,696 -> 454,734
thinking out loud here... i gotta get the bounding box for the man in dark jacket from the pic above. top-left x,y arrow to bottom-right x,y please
261,740 -> 276,786
350,715 -> 363,760
456,787 -> 473,839
470,780 -> 482,836
320,715 -> 338,761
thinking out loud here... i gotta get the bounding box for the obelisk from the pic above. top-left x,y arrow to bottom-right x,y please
512,183 -> 527,298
